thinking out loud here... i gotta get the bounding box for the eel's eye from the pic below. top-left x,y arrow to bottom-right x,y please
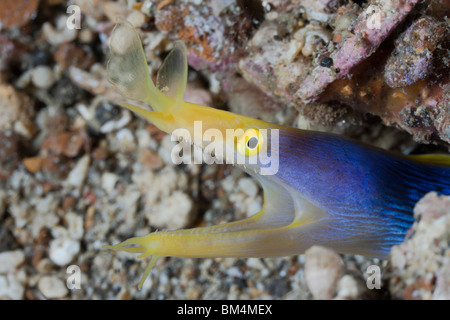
237,129 -> 264,157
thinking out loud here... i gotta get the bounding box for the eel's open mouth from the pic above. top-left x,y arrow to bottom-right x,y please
104,176 -> 327,288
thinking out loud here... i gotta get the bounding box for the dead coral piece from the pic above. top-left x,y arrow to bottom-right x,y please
147,190 -> 195,230
132,165 -> 197,230
239,25 -> 312,105
304,245 -> 344,299
318,22 -> 449,144
155,1 -> 252,71
384,16 -> 447,88
297,0 -> 420,103
240,0 -> 449,139
387,192 -> 450,300
239,23 -> 345,125
0,0 -> 39,29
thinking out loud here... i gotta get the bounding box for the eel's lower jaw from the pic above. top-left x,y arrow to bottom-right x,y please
103,203 -> 324,288
103,174 -> 327,288
103,218 -> 319,260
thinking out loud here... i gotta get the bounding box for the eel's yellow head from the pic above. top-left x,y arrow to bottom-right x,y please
107,19 -> 277,171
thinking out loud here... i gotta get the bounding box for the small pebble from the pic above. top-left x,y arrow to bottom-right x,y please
42,21 -> 77,46
65,212 -> 84,241
65,155 -> 90,191
78,29 -> 95,44
335,275 -> 363,299
246,258 -> 266,272
38,276 -> 68,299
101,172 -> 119,194
126,10 -> 148,27
238,177 -> 259,197
0,250 -> 25,273
31,66 -> 55,89
0,274 -> 25,299
49,238 -> 80,266
116,128 -> 136,152
23,156 -> 43,173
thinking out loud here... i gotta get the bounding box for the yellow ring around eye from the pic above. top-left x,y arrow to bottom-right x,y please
237,128 -> 264,157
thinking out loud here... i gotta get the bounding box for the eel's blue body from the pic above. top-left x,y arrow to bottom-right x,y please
275,128 -> 450,257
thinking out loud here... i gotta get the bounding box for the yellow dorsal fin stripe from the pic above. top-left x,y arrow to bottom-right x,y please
407,154 -> 450,166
